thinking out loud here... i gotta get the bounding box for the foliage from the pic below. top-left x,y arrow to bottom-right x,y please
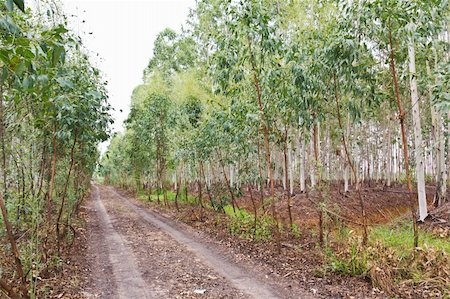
223,205 -> 273,241
0,0 -> 112,296
323,221 -> 450,296
100,0 -> 450,295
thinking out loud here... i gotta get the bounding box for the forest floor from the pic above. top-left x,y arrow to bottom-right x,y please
33,183 -> 449,299
67,184 -> 320,299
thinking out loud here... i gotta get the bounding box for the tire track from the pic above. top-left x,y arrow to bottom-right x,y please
109,187 -> 313,299
92,185 -> 153,299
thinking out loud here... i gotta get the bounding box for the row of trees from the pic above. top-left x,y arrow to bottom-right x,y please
0,0 -> 112,297
101,0 -> 449,247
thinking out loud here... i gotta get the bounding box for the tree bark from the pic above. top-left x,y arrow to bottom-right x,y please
248,39 -> 280,253
430,51 -> 448,206
333,73 -> 368,245
216,149 -> 238,213
56,129 -> 78,252
299,131 -> 306,192
47,112 -> 58,223
386,117 -> 392,187
283,124 -> 293,229
408,42 -> 428,221
257,138 -> 265,212
309,127 -> 316,188
389,29 -> 418,247
0,192 -> 25,285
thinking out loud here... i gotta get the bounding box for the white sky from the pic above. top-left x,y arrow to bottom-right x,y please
60,0 -> 196,151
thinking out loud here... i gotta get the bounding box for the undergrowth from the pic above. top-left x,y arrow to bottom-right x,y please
223,205 -> 273,241
321,220 -> 450,297
138,190 -> 197,204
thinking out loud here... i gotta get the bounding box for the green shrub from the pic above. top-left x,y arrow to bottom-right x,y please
223,205 -> 273,241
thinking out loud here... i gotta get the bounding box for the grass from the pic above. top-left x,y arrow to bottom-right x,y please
321,218 -> 450,296
223,204 -> 273,241
369,220 -> 450,256
137,189 -> 198,204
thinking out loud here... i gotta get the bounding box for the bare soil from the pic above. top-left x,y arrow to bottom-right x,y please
7,182 -> 445,298
234,183 -> 437,229
78,185 -> 315,299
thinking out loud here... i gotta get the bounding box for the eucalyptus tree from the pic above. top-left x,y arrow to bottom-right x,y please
0,0 -> 112,296
102,0 -> 450,262
193,0 -> 290,250
340,0 -> 449,247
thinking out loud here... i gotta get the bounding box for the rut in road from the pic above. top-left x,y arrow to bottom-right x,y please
85,185 -> 314,298
110,187 -> 280,299
91,185 -> 152,298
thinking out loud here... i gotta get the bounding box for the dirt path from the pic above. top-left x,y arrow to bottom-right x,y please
83,184 -> 313,299
89,185 -> 152,298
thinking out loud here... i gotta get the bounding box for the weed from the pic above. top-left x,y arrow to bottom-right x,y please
323,237 -> 368,277
223,205 -> 273,241
140,190 -> 197,205
290,223 -> 301,238
325,219 -> 450,297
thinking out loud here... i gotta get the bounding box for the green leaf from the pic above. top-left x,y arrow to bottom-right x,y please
37,74 -> 49,85
0,16 -> 21,35
53,24 -> 69,35
5,0 -> 14,12
52,46 -> 65,66
0,67 -> 7,86
13,0 -> 24,12
56,78 -> 74,89
22,76 -> 33,89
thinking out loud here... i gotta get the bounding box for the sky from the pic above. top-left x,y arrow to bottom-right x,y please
60,0 -> 196,151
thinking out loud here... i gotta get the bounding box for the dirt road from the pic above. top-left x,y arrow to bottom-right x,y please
81,185 -> 314,299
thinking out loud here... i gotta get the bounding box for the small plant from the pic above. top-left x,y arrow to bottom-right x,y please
224,205 -> 273,241
290,223 -> 301,238
323,237 -> 368,277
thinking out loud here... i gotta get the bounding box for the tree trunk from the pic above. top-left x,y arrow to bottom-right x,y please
387,117 -> 392,187
344,148 -> 349,193
408,42 -> 428,221
430,51 -> 448,206
248,185 -> 258,240
248,39 -> 280,253
200,161 -> 214,209
216,149 -> 238,213
309,127 -> 316,188
257,138 -> 265,212
0,85 -> 7,197
299,132 -> 306,192
283,124 -> 293,229
389,29 -> 418,247
197,162 -> 204,210
288,137 -> 294,195
0,192 -> 25,285
56,129 -> 78,252
334,73 -> 368,245
47,112 -> 58,223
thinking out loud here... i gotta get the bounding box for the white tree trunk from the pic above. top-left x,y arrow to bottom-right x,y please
174,172 -> 177,190
299,134 -> 306,192
230,164 -> 234,187
408,42 -> 428,221
288,141 -> 294,195
387,122 -> 392,187
430,48 -> 447,205
236,160 -> 241,188
325,128 -> 330,181
207,162 -> 212,188
309,128 -> 316,188
436,117 -> 447,205
344,148 -> 349,193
